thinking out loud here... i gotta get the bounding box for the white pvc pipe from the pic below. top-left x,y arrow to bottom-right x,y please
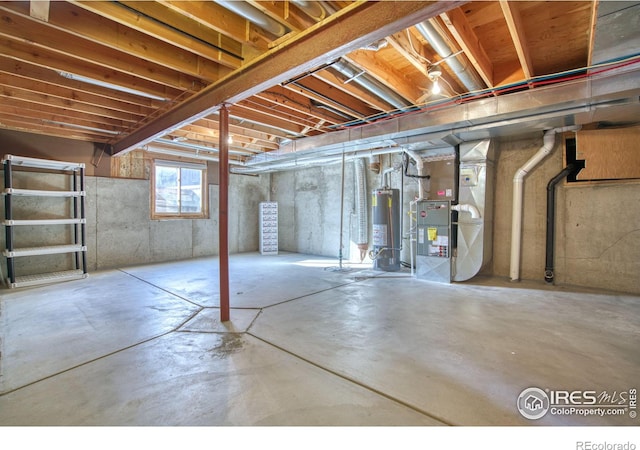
452,203 -> 480,219
509,125 -> 580,281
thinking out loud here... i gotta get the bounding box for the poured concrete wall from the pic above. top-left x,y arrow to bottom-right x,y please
272,161 -> 360,261
557,183 -> 640,294
492,133 -> 640,294
492,134 -> 559,281
1,171 -> 269,279
271,134 -> 640,294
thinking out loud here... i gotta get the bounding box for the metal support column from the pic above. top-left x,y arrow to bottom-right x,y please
3,159 -> 15,284
219,105 -> 230,322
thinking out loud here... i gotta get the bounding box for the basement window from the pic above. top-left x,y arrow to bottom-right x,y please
152,160 -> 208,219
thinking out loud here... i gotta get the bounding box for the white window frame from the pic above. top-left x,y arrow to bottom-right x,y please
151,159 -> 208,219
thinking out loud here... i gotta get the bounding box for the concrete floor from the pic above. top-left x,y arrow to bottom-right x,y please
0,252 -> 638,426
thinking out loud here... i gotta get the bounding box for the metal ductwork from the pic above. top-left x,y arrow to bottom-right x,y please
452,139 -> 496,281
215,1 -> 288,37
331,59 -> 411,110
271,63 -> 640,162
354,158 -> 369,261
231,145 -> 403,174
415,21 -> 484,92
291,0 -> 327,21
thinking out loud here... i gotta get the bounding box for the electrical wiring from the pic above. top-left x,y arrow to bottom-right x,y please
327,54 -> 640,132
405,28 -> 433,66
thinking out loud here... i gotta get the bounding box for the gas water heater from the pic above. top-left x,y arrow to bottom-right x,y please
371,188 -> 401,271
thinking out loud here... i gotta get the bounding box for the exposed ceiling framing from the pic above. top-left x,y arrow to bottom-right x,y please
1,1 -> 638,165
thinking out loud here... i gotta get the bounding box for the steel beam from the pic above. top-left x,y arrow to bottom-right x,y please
219,105 -> 230,322
111,1 -> 464,155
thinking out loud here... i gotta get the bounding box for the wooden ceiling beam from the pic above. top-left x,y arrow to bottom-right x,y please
240,96 -> 331,130
232,102 -> 310,136
284,75 -> 374,120
0,96 -> 129,129
0,71 -> 154,116
0,84 -> 143,123
202,115 -> 292,142
313,69 -> 395,113
586,1 -> 600,66
245,1 -> 299,32
191,119 -> 281,147
119,1 -> 244,68
0,115 -> 112,142
172,123 -> 279,151
71,0 -> 244,69
0,6 -> 201,92
2,2 -> 231,81
112,0 -> 465,155
156,0 -> 271,54
344,50 -> 419,105
439,7 -> 494,87
387,31 -> 432,75
0,98 -> 124,131
386,30 -> 465,97
256,86 -> 345,125
0,103 -> 120,135
0,57 -> 162,109
499,1 -> 533,79
0,38 -> 183,103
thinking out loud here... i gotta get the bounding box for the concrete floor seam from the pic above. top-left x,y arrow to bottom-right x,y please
0,328 -> 180,397
0,306 -> 203,397
260,278 -> 371,310
246,331 -> 454,426
117,268 -> 205,308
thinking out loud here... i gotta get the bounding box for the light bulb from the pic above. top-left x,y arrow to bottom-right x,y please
432,80 -> 441,95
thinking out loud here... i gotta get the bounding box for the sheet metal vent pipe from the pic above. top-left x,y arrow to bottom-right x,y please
331,59 -> 411,110
545,162 -> 583,283
414,21 -> 484,92
215,1 -> 288,36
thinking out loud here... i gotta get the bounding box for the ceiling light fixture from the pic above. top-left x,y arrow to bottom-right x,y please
57,71 -> 168,101
428,69 -> 442,95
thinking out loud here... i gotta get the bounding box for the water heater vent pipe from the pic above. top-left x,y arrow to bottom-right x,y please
509,125 -> 580,281
403,149 -> 425,201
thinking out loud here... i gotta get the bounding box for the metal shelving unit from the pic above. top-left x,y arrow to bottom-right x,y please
2,154 -> 88,288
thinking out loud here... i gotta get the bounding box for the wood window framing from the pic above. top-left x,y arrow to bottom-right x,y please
151,159 -> 209,220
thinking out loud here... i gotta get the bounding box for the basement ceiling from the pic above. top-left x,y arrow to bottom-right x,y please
0,1 -> 637,165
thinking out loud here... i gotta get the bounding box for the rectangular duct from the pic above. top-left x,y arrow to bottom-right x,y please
452,139 -> 496,281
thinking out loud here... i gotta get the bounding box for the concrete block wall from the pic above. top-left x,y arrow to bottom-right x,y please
1,170 -> 270,279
